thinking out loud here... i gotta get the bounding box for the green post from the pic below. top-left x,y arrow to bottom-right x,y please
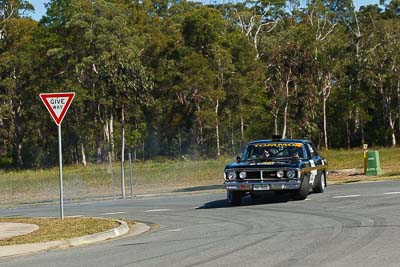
365,151 -> 382,176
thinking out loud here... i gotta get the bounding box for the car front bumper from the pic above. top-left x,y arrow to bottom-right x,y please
224,180 -> 301,191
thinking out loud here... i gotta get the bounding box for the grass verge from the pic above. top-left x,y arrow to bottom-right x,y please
0,217 -> 121,246
1,147 -> 400,205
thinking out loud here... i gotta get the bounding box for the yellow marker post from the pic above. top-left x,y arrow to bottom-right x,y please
363,144 -> 368,174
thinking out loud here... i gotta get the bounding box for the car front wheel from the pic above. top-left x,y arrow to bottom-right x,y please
292,175 -> 310,200
313,172 -> 326,193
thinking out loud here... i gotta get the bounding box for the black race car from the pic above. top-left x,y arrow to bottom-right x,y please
224,137 -> 328,205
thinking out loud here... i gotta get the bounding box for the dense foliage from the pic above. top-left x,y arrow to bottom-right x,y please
1,0 -> 400,169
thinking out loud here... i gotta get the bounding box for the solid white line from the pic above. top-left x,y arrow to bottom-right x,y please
333,194 -> 360,199
384,192 -> 400,195
100,212 -> 127,215
166,228 -> 182,232
145,209 -> 170,212
66,215 -> 84,218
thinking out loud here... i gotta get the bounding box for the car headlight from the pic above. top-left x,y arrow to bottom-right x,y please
227,171 -> 237,181
277,170 -> 284,178
287,170 -> 296,179
239,171 -> 247,179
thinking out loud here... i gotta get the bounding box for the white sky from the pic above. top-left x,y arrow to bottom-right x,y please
28,0 -> 382,21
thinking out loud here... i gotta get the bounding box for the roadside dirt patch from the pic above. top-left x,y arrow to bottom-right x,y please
327,168 -> 397,184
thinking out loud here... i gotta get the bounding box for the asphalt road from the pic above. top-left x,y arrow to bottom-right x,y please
1,180 -> 400,267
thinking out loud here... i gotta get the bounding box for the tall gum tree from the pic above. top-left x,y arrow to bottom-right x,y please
0,0 -> 35,168
63,0 -> 148,163
362,18 -> 400,146
305,0 -> 338,149
181,6 -> 228,156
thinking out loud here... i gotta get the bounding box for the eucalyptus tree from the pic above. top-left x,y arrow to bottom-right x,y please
134,0 -> 201,158
225,0 -> 284,58
41,0 -> 152,164
0,0 -> 35,168
262,30 -> 317,140
181,6 -> 228,156
361,17 -> 400,146
221,1 -> 285,143
300,0 -> 339,148
221,30 -> 261,150
327,0 -> 372,147
0,0 -> 33,32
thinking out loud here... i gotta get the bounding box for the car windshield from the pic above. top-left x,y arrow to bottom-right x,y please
242,143 -> 303,160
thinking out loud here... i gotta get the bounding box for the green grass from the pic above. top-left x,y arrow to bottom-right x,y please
1,147 -> 400,206
0,217 -> 121,246
321,146 -> 400,171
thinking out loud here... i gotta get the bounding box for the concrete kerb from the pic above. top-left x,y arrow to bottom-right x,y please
0,220 -> 150,258
60,219 -> 130,248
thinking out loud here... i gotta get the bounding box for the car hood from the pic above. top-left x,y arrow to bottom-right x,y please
225,158 -> 300,169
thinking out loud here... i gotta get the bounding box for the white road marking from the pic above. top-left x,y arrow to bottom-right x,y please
66,215 -> 84,218
100,212 -> 126,215
384,192 -> 400,195
166,228 -> 182,232
145,209 -> 170,212
332,194 -> 361,199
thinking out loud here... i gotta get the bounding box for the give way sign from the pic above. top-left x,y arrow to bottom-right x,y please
39,92 -> 75,125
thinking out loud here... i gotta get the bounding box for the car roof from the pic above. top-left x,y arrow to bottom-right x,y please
248,139 -> 310,145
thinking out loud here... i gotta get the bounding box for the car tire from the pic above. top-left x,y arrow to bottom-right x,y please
227,191 -> 242,206
292,175 -> 310,200
313,172 -> 326,193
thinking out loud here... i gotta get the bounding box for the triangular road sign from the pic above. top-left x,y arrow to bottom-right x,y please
39,92 -> 75,126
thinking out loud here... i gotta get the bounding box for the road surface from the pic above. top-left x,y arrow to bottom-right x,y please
1,180 -> 400,266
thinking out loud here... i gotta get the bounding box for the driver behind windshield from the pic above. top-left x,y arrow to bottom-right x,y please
262,148 -> 271,158
244,144 -> 303,160
245,146 -> 272,159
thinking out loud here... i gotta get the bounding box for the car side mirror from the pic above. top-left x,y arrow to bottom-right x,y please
236,156 -> 241,162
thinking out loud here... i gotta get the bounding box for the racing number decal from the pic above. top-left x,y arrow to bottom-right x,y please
309,160 -> 317,185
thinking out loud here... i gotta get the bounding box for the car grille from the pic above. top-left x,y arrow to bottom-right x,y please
241,170 -> 280,180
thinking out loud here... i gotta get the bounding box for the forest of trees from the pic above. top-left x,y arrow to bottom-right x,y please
1,0 -> 400,169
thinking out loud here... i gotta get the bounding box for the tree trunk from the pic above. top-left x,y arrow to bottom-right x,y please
16,143 -> 23,168
215,99 -> 220,157
230,114 -> 235,155
323,97 -> 328,150
397,79 -> 400,133
274,113 -> 278,135
282,100 -> 288,139
121,104 -> 126,198
346,120 -> 351,149
81,143 -> 87,167
196,102 -> 204,154
361,119 -> 365,145
95,106 -> 102,163
178,135 -> 182,158
110,114 -> 115,161
240,114 -> 244,144
282,76 -> 291,139
121,106 -> 125,164
389,113 -> 396,146
11,100 -> 23,168
322,75 -> 331,150
379,82 -> 396,146
102,119 -> 110,164
142,140 -> 145,161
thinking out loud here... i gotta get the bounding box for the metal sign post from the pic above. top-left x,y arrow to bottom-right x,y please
58,124 -> 64,219
39,92 -> 75,220
129,153 -> 133,198
363,144 -> 368,174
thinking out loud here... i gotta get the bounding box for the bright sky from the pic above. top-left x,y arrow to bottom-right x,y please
27,0 -> 383,21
